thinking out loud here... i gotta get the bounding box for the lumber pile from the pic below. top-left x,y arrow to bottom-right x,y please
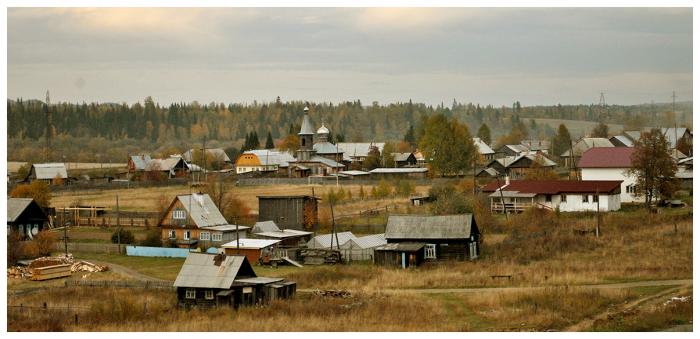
30,264 -> 72,281
7,266 -> 30,279
8,254 -> 108,280
300,249 -> 342,265
71,261 -> 108,273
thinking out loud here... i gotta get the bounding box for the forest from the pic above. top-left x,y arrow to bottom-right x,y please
6,96 -> 692,163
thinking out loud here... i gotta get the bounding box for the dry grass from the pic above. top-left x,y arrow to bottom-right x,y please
51,184 -> 431,214
589,288 -> 693,331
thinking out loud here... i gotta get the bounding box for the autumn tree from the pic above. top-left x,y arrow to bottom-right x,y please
552,124 -> 572,159
525,154 -> 559,180
34,230 -> 58,256
380,142 -> 397,168
495,123 -> 526,150
10,181 -> 51,208
591,122 -> 609,138
477,123 -> 492,145
628,128 -> 678,208
418,113 -> 477,176
277,134 -> 300,153
363,146 -> 381,170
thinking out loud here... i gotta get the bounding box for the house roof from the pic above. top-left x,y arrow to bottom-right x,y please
7,198 -> 35,222
369,168 -> 428,174
129,155 -> 152,171
577,147 -> 635,168
502,144 -> 527,153
623,131 -> 641,141
31,163 -> 68,180
310,156 -> 344,168
375,242 -> 425,252
182,148 -> 232,163
661,128 -> 689,148
176,193 -> 229,228
336,143 -> 385,158
520,139 -> 551,150
341,233 -> 387,249
148,157 -> 184,172
299,112 -> 315,135
481,180 -> 623,195
476,167 -> 500,177
338,170 -> 369,176
255,229 -> 313,239
610,135 -> 634,147
173,253 -> 253,289
473,138 -> 495,155
199,225 -> 250,232
392,153 -> 414,162
307,231 -> 357,248
385,214 -> 477,240
221,238 -> 281,249
490,154 -> 556,169
313,142 -> 341,154
252,220 -> 280,233
560,138 -> 615,157
243,150 -> 295,167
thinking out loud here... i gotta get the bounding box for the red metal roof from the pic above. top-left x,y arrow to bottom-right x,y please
577,147 -> 635,168
481,180 -> 623,194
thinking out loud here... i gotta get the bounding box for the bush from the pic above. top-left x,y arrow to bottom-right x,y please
376,180 -> 392,198
428,183 -> 473,215
111,229 -> 135,244
34,230 -> 58,256
140,229 -> 163,247
394,180 -> 415,197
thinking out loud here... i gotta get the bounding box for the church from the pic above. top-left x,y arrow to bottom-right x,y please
287,107 -> 345,177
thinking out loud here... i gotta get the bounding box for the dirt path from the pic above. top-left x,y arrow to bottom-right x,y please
90,260 -> 167,282
564,284 -> 687,331
297,279 -> 693,294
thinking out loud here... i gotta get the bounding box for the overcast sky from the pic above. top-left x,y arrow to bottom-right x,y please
7,7 -> 693,106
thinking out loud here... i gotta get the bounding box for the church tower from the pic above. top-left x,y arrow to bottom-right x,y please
297,106 -> 316,161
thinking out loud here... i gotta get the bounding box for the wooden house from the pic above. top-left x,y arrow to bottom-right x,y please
473,137 -> 496,164
7,198 -> 49,240
257,195 -> 319,231
479,153 -> 556,179
127,154 -> 152,172
391,153 -> 417,167
560,137 -> 615,168
173,252 -> 295,309
159,193 -> 249,248
381,214 -> 481,266
24,163 -> 68,184
250,220 -> 313,247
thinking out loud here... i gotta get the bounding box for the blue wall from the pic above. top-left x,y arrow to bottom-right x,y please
126,246 -> 196,258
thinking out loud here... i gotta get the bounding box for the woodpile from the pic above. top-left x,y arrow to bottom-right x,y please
313,289 -> 352,298
71,261 -> 108,273
7,266 -> 30,279
8,254 -> 108,280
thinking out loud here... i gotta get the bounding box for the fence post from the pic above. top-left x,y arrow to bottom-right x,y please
43,302 -> 47,310
74,314 -> 78,326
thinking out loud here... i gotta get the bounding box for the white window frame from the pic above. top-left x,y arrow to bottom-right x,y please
200,232 -> 210,241
183,230 -> 190,240
424,244 -> 436,259
204,290 -> 214,300
168,230 -> 176,239
561,194 -> 567,203
185,289 -> 196,299
173,209 -> 186,220
211,233 -> 222,242
583,195 -> 589,203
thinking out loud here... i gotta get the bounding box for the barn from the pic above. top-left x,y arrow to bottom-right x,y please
221,238 -> 282,264
257,195 -> 319,231
7,198 -> 50,240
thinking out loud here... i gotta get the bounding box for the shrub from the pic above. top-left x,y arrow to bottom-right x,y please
394,180 -> 415,197
111,229 -> 135,244
140,229 -> 163,247
376,180 -> 392,198
34,230 -> 58,256
428,183 -> 473,215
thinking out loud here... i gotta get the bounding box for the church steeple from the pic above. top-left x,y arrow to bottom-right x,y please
296,106 -> 316,161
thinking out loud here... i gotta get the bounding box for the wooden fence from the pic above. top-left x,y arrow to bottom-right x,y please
52,242 -> 122,254
54,210 -> 160,228
65,279 -> 174,290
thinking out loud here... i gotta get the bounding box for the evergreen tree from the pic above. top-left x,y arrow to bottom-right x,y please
265,131 -> 274,149
477,123 -> 491,145
552,124 -> 572,158
403,125 -> 416,146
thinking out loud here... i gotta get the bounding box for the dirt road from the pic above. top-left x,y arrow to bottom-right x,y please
90,260 -> 167,282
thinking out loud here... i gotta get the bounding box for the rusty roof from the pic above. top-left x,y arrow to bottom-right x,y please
577,147 -> 636,168
482,180 -> 623,194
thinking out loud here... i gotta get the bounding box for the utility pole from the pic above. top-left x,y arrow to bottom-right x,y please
45,90 -> 52,162
495,175 -> 508,220
116,194 -> 121,254
595,189 -> 600,238
63,207 -> 68,256
598,91 -> 606,123
202,136 -> 207,182
672,90 -> 678,152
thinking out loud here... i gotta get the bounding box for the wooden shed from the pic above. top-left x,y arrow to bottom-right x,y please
8,198 -> 49,240
374,243 -> 425,269
221,238 -> 282,265
257,195 -> 319,231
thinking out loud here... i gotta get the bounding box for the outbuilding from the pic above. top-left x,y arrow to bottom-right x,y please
221,238 -> 282,264
7,198 -> 50,240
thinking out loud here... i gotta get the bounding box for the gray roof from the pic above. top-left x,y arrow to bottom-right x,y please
148,157 -> 184,172
306,231 -> 357,249
243,150 -> 295,167
392,153 -> 413,162
7,198 -> 34,222
309,156 -> 344,168
299,112 -> 315,135
385,214 -> 477,240
336,142 -> 385,159
338,170 -> 369,176
173,253 -> 250,289
177,193 -> 229,228
473,138 -> 495,155
341,233 -> 387,249
182,148 -> 232,163
561,138 -> 614,157
520,139 -> 551,150
234,277 -> 284,285
375,242 -> 425,252
610,135 -> 634,147
313,142 -> 342,154
662,128 -> 689,149
31,163 -> 68,180
493,154 -> 556,169
488,191 -> 537,198
221,238 -> 281,249
252,220 -> 280,233
200,225 -> 250,232
129,155 -> 152,171
623,131 -> 641,141
255,229 -> 313,239
369,168 -> 428,174
477,167 -> 500,177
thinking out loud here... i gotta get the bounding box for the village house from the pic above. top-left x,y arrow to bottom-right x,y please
473,137 -> 495,164
676,156 -> 693,189
8,198 -> 50,240
221,238 -> 282,264
336,142 -> 385,164
234,150 -> 295,175
287,107 -> 345,177
477,153 -> 556,179
250,220 -> 313,247
561,137 -> 615,168
496,141 -> 549,159
577,147 -> 643,203
257,195 -> 319,231
391,153 -> 417,167
612,128 -> 692,151
173,252 -> 295,309
159,193 -> 249,248
182,148 -> 233,169
368,167 -> 428,179
481,179 -> 623,213
23,163 -> 68,184
146,156 -> 191,179
127,154 -> 152,172
375,214 -> 481,268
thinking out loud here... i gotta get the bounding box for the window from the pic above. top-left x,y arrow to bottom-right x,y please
211,233 -> 222,242
185,289 -> 196,299
205,290 -> 214,300
200,232 -> 210,241
593,195 -> 599,203
172,209 -> 186,220
183,231 -> 190,240
425,244 -> 436,259
583,195 -> 589,203
168,230 -> 176,239
561,194 -> 567,203
626,185 -> 637,194
545,195 -> 552,202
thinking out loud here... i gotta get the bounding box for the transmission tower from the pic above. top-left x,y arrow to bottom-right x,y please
597,91 -> 607,122
45,90 -> 52,162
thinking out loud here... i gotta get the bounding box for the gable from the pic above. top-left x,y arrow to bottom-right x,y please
385,214 -> 475,240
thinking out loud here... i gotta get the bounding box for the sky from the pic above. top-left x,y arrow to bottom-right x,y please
7,7 -> 693,106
